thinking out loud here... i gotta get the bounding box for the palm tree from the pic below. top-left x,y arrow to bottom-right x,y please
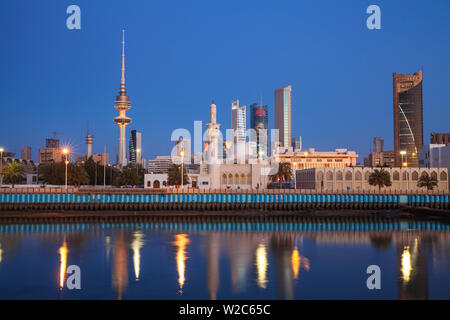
2,162 -> 25,187
417,172 -> 438,191
168,163 -> 189,187
368,169 -> 392,191
270,162 -> 293,189
68,164 -> 90,187
113,165 -> 142,187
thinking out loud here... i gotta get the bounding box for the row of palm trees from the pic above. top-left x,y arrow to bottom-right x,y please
367,168 -> 439,191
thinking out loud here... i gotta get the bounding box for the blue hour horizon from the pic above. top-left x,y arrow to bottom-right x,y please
1,0 -> 450,163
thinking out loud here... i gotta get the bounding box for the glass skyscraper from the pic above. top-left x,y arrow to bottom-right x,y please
275,85 -> 292,148
231,100 -> 246,143
129,130 -> 142,167
393,71 -> 423,167
250,103 -> 268,158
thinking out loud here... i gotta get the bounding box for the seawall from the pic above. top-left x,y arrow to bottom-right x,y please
0,188 -> 448,212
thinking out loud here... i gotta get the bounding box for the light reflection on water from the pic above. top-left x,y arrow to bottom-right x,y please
0,217 -> 449,300
58,241 -> 68,290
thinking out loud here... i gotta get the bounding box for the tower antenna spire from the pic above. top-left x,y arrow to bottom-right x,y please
120,29 -> 126,94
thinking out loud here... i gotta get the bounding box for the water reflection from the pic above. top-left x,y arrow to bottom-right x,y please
131,231 -> 144,281
291,247 -> 310,281
58,241 -> 68,289
206,234 -> 219,300
172,234 -> 190,294
0,217 -> 449,299
227,235 -> 257,294
271,234 -> 295,300
112,232 -> 128,300
398,237 -> 428,300
105,236 -> 112,264
255,243 -> 268,289
401,245 -> 413,282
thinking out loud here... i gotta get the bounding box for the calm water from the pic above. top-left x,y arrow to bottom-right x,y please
0,215 -> 449,300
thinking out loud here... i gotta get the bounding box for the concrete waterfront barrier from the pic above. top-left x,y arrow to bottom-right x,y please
0,188 -> 448,212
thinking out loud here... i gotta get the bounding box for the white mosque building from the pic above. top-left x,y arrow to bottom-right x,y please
144,101 -> 272,190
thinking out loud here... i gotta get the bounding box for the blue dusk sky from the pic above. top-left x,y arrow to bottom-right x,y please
0,0 -> 449,162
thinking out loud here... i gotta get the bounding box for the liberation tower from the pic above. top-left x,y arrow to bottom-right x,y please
114,30 -> 131,168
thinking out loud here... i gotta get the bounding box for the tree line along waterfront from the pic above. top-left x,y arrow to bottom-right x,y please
0,160 -> 444,192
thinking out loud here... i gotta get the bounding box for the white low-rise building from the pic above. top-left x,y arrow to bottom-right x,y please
144,173 -> 168,188
144,162 -> 272,190
419,144 -> 450,186
296,167 -> 449,192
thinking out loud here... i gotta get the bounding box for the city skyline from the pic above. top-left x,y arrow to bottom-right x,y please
1,1 -> 450,163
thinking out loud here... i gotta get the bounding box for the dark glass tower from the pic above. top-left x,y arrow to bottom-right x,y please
250,103 -> 268,159
129,130 -> 141,167
393,71 -> 423,167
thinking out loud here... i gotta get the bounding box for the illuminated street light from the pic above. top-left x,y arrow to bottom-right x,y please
0,147 -> 4,186
63,148 -> 69,189
180,149 -> 185,189
400,150 -> 407,168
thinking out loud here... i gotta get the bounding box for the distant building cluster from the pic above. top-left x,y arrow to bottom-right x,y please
143,69 -> 449,191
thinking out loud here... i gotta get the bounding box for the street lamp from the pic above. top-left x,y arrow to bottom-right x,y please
180,149 -> 185,189
63,148 -> 69,189
400,150 -> 407,167
0,147 -> 3,186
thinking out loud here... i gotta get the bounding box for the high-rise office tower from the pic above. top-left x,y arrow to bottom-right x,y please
129,130 -> 142,167
373,137 -> 384,153
430,133 -> 450,146
292,137 -> 302,152
275,85 -> 292,148
21,146 -> 32,160
393,71 -> 423,167
250,103 -> 268,159
231,100 -> 246,143
113,30 -> 132,168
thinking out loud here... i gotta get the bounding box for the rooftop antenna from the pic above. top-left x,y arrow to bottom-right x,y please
86,120 -> 93,158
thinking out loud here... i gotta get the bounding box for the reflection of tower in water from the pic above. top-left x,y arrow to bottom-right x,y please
270,234 -> 295,300
397,237 -> 428,300
206,234 -> 220,300
227,235 -> 259,293
112,232 -> 128,300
